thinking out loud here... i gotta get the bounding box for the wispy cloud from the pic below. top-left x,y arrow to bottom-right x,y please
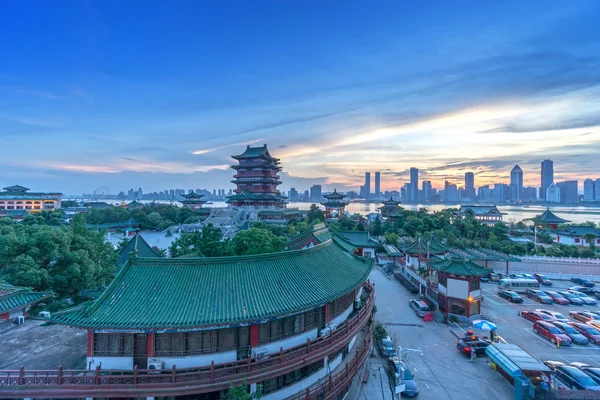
15,89 -> 61,100
192,138 -> 265,155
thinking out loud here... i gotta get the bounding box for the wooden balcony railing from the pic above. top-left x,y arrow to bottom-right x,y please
0,282 -> 375,399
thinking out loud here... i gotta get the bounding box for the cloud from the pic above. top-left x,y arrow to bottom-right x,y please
15,89 -> 61,100
192,138 -> 265,155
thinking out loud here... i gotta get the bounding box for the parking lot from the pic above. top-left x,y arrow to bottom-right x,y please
479,279 -> 600,369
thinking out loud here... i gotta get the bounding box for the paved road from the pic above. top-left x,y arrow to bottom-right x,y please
364,267 -> 513,400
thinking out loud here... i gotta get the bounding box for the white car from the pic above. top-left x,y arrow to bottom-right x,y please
536,309 -> 569,323
523,274 -> 536,280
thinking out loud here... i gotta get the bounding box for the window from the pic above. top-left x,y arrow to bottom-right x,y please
330,291 -> 356,319
439,274 -> 447,287
260,359 -> 325,394
258,308 -> 323,345
154,328 -> 237,356
93,333 -> 133,356
470,279 -> 480,291
575,238 -> 580,243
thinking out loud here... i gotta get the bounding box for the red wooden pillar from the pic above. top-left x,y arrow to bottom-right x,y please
87,330 -> 94,357
325,303 -> 330,325
250,323 -> 259,347
147,332 -> 155,358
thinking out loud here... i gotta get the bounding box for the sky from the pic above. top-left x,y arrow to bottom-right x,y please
1,1 -> 600,195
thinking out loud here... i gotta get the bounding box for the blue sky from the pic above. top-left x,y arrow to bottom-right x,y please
1,1 -> 599,194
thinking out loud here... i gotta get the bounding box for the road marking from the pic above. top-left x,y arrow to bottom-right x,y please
425,383 -> 430,389
523,328 -> 557,348
559,355 -> 571,363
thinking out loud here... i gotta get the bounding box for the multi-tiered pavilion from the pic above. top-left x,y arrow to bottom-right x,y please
321,189 -> 349,219
379,197 -> 401,218
180,192 -> 208,212
227,145 -> 286,209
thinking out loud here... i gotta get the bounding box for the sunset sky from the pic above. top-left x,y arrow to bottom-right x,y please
1,1 -> 599,194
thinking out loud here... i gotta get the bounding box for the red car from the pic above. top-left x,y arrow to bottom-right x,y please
569,322 -> 600,345
519,310 -> 555,323
533,321 -> 572,346
545,291 -> 570,305
569,311 -> 600,323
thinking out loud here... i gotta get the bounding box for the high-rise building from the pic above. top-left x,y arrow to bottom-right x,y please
310,185 -> 322,201
596,179 -> 600,201
463,172 -> 475,199
478,185 -> 491,202
444,181 -> 458,202
491,183 -> 509,202
522,187 -> 537,202
541,160 -> 554,201
374,172 -> 381,199
422,181 -> 432,201
364,172 -> 371,199
510,165 -> 523,201
546,183 -> 560,203
409,168 -> 419,201
556,180 -> 578,203
584,179 -> 595,201
289,187 -> 299,201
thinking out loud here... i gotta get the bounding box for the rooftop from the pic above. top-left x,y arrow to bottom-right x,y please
531,207 -> 570,224
556,225 -> 600,237
428,257 -> 490,277
232,144 -> 279,161
52,239 -> 373,330
458,205 -> 502,216
0,281 -> 53,315
116,232 -> 164,267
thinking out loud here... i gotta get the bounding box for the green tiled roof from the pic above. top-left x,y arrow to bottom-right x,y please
322,189 -> 346,200
531,207 -> 570,224
382,244 -> 401,257
429,258 -> 489,277
52,239 -> 373,330
2,185 -> 30,192
181,192 -> 205,199
117,233 -> 164,267
227,190 -> 287,202
401,234 -> 447,255
232,145 -> 279,161
336,231 -> 376,247
0,286 -> 52,313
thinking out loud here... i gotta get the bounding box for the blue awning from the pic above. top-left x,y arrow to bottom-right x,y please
486,343 -> 550,378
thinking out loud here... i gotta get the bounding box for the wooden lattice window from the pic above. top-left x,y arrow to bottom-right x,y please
154,328 -> 237,357
93,333 -> 133,356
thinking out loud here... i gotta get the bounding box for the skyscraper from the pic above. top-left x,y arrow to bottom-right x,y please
596,179 -> 600,201
409,167 -> 419,201
556,180 -> 578,203
364,172 -> 371,199
310,184 -> 322,201
422,181 -> 432,201
584,179 -> 595,201
541,160 -> 554,201
510,165 -> 523,201
374,172 -> 381,199
464,172 -> 475,198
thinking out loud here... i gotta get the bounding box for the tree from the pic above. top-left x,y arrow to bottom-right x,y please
583,234 -> 597,250
147,212 -> 162,228
370,217 -> 382,237
306,204 -> 324,223
223,380 -> 262,400
384,232 -> 399,245
231,228 -> 287,256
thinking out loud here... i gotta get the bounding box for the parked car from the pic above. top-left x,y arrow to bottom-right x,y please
544,360 -> 566,370
578,366 -> 600,385
498,290 -> 523,303
480,275 -> 489,282
569,322 -> 600,345
525,289 -> 553,304
378,335 -> 395,357
568,290 -> 598,305
533,273 -> 552,286
510,274 -> 526,279
552,322 -> 589,345
409,299 -> 431,318
533,321 -> 572,346
489,273 -> 500,282
571,277 -> 595,288
456,337 -> 491,356
545,291 -> 569,305
388,358 -> 419,397
554,365 -> 600,390
569,286 -> 597,296
519,310 -> 555,323
557,291 -> 585,305
569,311 -> 600,323
536,309 -> 569,323
523,274 -> 536,280
588,320 -> 600,331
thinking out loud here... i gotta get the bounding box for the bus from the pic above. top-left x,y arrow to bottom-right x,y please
497,278 -> 540,293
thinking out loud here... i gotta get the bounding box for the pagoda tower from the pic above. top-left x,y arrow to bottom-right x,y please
180,192 -> 207,211
321,189 -> 349,218
378,197 -> 401,218
227,145 -> 286,209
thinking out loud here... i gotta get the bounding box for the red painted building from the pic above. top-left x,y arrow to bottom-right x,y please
321,189 -> 349,219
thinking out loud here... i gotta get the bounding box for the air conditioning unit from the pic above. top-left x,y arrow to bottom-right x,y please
13,316 -> 25,325
251,347 -> 269,361
148,361 -> 163,372
40,311 -> 51,319
319,327 -> 332,337
354,299 -> 361,310
329,324 -> 338,331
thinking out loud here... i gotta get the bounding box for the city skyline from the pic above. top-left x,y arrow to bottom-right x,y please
1,2 -> 600,194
